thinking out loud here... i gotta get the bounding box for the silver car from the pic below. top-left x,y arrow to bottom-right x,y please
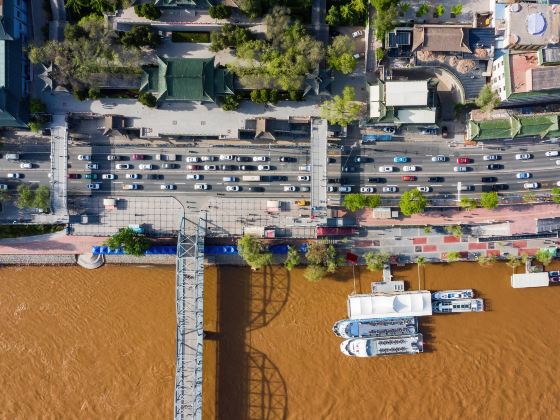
515,153 -> 532,160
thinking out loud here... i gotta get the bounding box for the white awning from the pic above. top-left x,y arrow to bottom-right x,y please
397,108 -> 436,124
385,80 -> 428,106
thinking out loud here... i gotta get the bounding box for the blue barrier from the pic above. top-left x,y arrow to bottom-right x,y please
93,243 -> 310,256
269,244 -> 289,254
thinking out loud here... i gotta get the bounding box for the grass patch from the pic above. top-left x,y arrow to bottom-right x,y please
0,224 -> 65,238
171,32 -> 211,43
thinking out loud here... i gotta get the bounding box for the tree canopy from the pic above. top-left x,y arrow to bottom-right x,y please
209,24 -> 251,52
16,184 -> 33,209
343,193 -> 366,212
33,185 -> 51,212
304,242 -> 338,281
371,0 -> 398,40
327,35 -> 357,75
320,86 -> 363,126
284,245 -> 301,271
209,4 -> 231,19
104,227 -> 150,256
364,251 -> 389,271
459,197 -> 478,211
120,25 -> 161,49
238,234 -> 272,270
551,187 -> 560,204
476,84 -> 500,112
480,191 -> 499,209
399,189 -> 427,216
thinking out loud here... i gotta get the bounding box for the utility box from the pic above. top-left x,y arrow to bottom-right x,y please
373,207 -> 398,219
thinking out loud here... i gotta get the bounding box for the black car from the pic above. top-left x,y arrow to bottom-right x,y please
481,184 -> 509,192
221,165 -> 236,171
235,156 -> 251,162
269,175 -> 287,181
368,177 -> 386,183
342,166 -> 357,172
328,178 -> 340,184
328,157 -> 336,164
147,174 -> 162,180
428,176 -> 444,183
162,163 -> 178,169
481,177 -> 497,183
240,165 -> 256,170
487,164 -> 504,170
279,156 -> 296,162
248,186 -> 265,192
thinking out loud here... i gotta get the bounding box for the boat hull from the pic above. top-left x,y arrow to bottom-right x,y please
332,317 -> 418,338
340,334 -> 424,357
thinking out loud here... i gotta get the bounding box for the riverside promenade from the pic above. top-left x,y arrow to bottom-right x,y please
0,233 -> 105,255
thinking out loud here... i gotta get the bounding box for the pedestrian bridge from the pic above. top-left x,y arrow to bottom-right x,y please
174,213 -> 206,420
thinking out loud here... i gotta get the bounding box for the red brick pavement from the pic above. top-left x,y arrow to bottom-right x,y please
443,236 -> 460,243
468,243 -> 487,250
412,237 -> 427,245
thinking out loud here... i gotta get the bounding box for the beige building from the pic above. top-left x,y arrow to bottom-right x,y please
503,3 -> 560,50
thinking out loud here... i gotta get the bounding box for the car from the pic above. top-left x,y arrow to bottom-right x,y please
77,155 -> 91,161
298,175 -> 310,181
328,178 -> 340,184
360,186 -> 376,193
482,184 -> 508,192
417,186 -> 431,192
545,150 -> 559,157
219,155 -> 235,161
257,165 -> 270,171
339,186 -> 352,193
342,166 -> 357,172
185,157 -> 200,163
299,165 -> 311,172
515,153 -> 532,160
393,156 -> 408,163
352,30 -> 364,38
487,164 -> 503,170
524,182 -> 539,189
428,177 -> 444,182
187,165 -> 201,170
126,173 -> 140,179
131,154 -> 144,160
186,174 -> 201,180
481,177 -> 497,183
85,163 -> 98,170
382,126 -> 395,134
279,156 -> 296,162
441,126 -> 449,138
139,164 -> 153,170
221,165 -> 236,171
420,127 -> 438,135
402,175 -> 416,181
200,156 -> 216,162
67,173 -> 80,179
354,156 -> 368,163
431,155 -> 447,162
116,164 -> 131,170
453,166 -> 468,172
483,155 -> 500,161
379,166 -> 394,172
122,184 -> 140,190
402,165 -> 417,172
204,165 -> 217,171
0,184 -> 7,190
353,52 -> 365,59
147,174 -> 162,180
161,163 -> 178,169
226,186 -> 240,192
457,157 -> 471,164
301,186 -> 310,192
84,173 -> 97,179
368,177 -> 386,183
382,186 -> 398,193
222,176 -> 237,182
235,156 -> 251,162
240,165 -> 256,171
328,157 -> 336,164
557,180 -> 560,187
253,156 -> 268,162
107,155 -> 119,161
102,174 -> 115,180
87,183 -> 100,190
327,186 -> 337,192
516,172 -> 531,179
194,183 -> 209,190
160,184 -> 176,190
284,186 -> 297,192
248,187 -> 265,192
556,160 -> 560,166
19,163 -> 32,169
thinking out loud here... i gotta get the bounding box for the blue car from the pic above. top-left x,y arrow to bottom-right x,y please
516,172 -> 531,179
393,156 -> 409,163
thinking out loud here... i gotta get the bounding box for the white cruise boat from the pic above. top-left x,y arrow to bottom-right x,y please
332,317 -> 418,339
432,298 -> 484,313
432,289 -> 474,300
340,334 -> 423,357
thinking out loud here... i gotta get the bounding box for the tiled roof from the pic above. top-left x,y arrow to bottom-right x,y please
468,113 -> 560,141
412,25 -> 471,53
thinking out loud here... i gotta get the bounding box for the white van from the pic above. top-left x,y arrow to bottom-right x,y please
223,176 -> 237,182
5,153 -> 19,160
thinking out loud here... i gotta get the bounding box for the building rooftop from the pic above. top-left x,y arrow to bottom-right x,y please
504,3 -> 560,48
412,25 -> 471,53
385,80 -> 429,106
468,112 -> 560,141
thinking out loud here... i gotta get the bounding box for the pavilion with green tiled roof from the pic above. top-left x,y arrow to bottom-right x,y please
467,113 -> 560,141
140,57 -> 234,104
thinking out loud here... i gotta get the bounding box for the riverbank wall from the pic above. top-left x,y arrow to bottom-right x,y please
0,254 -> 177,266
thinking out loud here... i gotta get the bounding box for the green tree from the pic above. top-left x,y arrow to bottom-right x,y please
535,249 -> 553,266
304,264 -> 327,282
73,89 -> 88,101
343,193 -> 366,212
423,225 -> 432,234
104,227 -> 150,257
29,99 -> 46,114
88,87 -> 101,100
446,251 -> 461,262
138,92 -> 157,107
451,4 -> 462,16
520,253 -> 529,264
327,36 -> 356,75
400,2 -> 410,13
459,197 -> 478,211
416,3 -> 430,17
416,256 -> 426,290
475,84 -> 499,112
32,185 -> 50,212
435,4 -> 445,17
28,121 -> 42,133
221,95 -> 240,111
288,90 -> 301,101
210,24 -> 251,52
325,5 -> 341,26
259,89 -> 269,104
120,25 -> 161,48
364,251 -> 389,271
284,245 -> 301,271
375,47 -> 385,61
478,254 -> 497,266
320,86 -> 362,126
375,3 -> 397,40
506,255 -> 521,273
208,4 -> 231,19
445,225 -> 463,238
399,189 -> 427,216
0,189 -> 10,202
136,3 -> 161,20
480,191 -> 499,209
306,242 -> 338,274
551,187 -> 560,204
269,89 -> 279,104
238,234 -> 272,270
365,194 -> 381,208
16,184 -> 33,209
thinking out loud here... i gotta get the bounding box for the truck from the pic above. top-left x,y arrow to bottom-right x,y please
155,153 -> 177,161
317,226 -> 357,237
242,175 -> 261,182
5,153 -> 20,160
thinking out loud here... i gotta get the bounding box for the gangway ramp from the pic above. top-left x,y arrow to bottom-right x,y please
174,213 -> 206,420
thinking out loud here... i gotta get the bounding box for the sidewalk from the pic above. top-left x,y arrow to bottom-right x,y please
0,232 -> 105,255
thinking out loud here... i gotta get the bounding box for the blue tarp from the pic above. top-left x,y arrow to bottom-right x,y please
92,243 -> 310,256
362,134 -> 393,142
204,246 -> 238,255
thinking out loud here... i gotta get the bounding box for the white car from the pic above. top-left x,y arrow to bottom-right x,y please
19,162 -> 32,169
86,163 -> 98,170
194,183 -> 209,190
257,165 -> 270,171
284,186 -> 297,192
116,164 -> 131,170
403,165 -> 417,172
417,186 -> 431,192
200,156 -> 216,162
186,174 -> 201,180
204,165 -> 217,171
101,174 -> 115,180
7,173 -> 21,178
523,182 -> 539,189
298,175 -> 310,181
557,181 -> 560,187
160,184 -> 176,190
126,173 -> 140,179
360,186 -> 375,193
515,153 -> 532,160
379,166 -> 394,173
185,157 -> 200,163
545,150 -> 559,157
77,155 -> 91,161
453,166 -> 468,172
253,156 -> 267,162
483,155 -> 499,161
327,186 -> 337,192
139,164 -> 153,170
556,160 -> 560,166
226,186 -> 240,192
352,30 -> 364,38
431,155 -> 447,162
382,186 -> 398,193
107,155 -> 119,161
87,183 -> 100,190
219,155 -> 234,161
222,176 -> 237,182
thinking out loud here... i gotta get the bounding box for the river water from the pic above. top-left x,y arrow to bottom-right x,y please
2,263 -> 559,419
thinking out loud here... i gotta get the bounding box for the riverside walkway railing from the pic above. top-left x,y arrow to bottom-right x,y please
174,212 -> 206,420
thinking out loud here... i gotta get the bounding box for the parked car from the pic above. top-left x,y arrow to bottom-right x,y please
417,186 -> 431,192
441,126 -> 448,138
240,165 -> 256,171
116,164 -> 130,170
284,186 -> 297,192
204,165 -> 217,171
186,174 -> 201,180
223,176 -> 238,182
368,177 -> 386,183
235,156 -> 252,162
160,184 -> 176,190
402,175 -> 416,181
393,156 -> 408,163
354,156 -> 368,163
101,174 -> 115,180
194,183 -> 209,190
147,174 -> 162,180
524,182 -> 539,189
0,184 -> 7,190
131,154 -> 144,160
339,186 -> 352,193
301,186 -> 310,192
78,155 -> 91,161
107,155 -> 119,161
428,177 -> 444,182
253,156 -> 268,162
352,30 -> 364,38
457,157 -> 471,164
219,155 -> 235,161
122,184 -> 140,190
221,165 -> 236,171
279,156 -> 296,162
185,157 -> 199,163
545,150 -> 559,157
515,153 -> 532,160
248,187 -> 265,192
379,166 -> 394,172
257,165 -> 270,171
86,163 -> 98,170
402,165 -> 417,172
87,183 -> 100,190
483,155 -> 500,161
487,164 -> 503,170
67,173 -> 80,179
431,155 -> 447,162
453,166 -> 468,172
126,173 -> 140,179
84,173 -> 97,180
201,156 -> 217,161
342,166 -> 357,172
360,186 -> 375,193
19,162 -> 32,169
327,186 -> 337,192
187,165 -> 201,170
161,163 -> 178,169
516,172 -> 531,179
481,177 -> 497,183
226,186 -> 240,192
298,175 -> 310,181
139,164 -> 153,170
420,127 -> 438,135
382,186 -> 398,193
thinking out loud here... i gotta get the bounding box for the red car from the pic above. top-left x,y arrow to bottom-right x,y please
67,173 -> 81,179
187,165 -> 201,170
457,156 -> 471,164
131,154 -> 144,160
402,175 -> 416,181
